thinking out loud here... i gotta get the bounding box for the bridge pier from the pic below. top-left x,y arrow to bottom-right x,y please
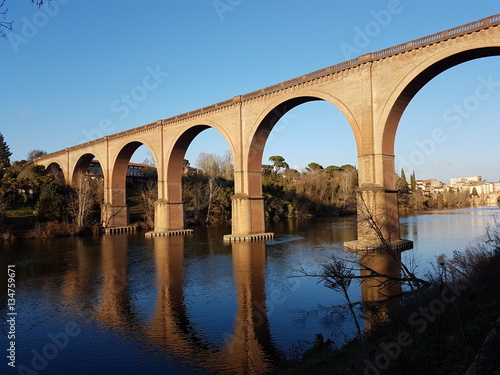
223,194 -> 274,242
145,199 -> 189,236
101,203 -> 129,228
344,185 -> 413,252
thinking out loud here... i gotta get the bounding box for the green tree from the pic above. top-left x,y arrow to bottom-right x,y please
410,171 -> 417,192
36,182 -> 69,222
471,187 -> 479,196
306,162 -> 323,173
269,155 -> 289,172
396,169 -> 410,193
325,165 -> 342,174
0,133 -> 12,179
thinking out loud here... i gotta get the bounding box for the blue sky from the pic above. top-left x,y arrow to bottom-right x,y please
1,0 -> 499,182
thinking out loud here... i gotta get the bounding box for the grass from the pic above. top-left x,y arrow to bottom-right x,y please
5,204 -> 37,231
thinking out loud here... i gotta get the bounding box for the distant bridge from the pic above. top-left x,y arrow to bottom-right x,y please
36,14 -> 500,248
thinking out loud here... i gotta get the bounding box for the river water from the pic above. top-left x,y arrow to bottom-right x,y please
1,206 -> 499,374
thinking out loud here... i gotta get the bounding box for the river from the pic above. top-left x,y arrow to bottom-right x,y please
1,205 -> 499,374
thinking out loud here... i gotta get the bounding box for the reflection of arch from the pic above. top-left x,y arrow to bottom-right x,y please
147,236 -> 213,366
220,241 -> 275,374
379,46 -> 500,156
147,237 -> 276,374
60,238 -> 101,311
95,235 -> 139,330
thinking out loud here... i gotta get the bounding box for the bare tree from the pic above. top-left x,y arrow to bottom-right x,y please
138,179 -> 157,228
339,169 -> 355,211
68,172 -> 100,230
1,0 -> 51,37
219,150 -> 233,180
295,193 -> 431,338
196,151 -> 233,223
319,258 -> 364,341
142,151 -> 156,167
0,0 -> 12,37
27,149 -> 47,162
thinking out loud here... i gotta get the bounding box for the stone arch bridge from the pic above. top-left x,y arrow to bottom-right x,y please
35,14 -> 500,249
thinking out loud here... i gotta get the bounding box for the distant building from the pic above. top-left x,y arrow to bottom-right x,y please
88,160 -> 154,179
450,176 -> 482,185
468,183 -> 495,195
448,175 -> 498,196
183,166 -> 203,176
417,179 -> 444,195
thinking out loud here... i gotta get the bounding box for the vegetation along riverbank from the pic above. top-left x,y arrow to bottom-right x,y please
273,219 -> 500,374
0,131 -> 488,239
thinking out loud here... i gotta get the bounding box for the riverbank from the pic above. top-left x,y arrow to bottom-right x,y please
273,222 -> 500,374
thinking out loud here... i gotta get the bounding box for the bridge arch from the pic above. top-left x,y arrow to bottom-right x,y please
379,44 -> 500,158
34,156 -> 68,184
166,120 -> 236,183
44,161 -> 67,184
104,139 -> 160,227
110,138 -> 160,200
71,151 -> 106,187
225,92 -> 360,239
152,120 -> 236,233
245,92 -> 361,197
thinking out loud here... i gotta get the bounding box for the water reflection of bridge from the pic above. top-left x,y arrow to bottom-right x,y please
59,233 -> 404,373
61,235 -> 278,374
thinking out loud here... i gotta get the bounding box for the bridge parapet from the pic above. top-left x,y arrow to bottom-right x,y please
373,14 -> 500,60
235,14 -> 500,102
